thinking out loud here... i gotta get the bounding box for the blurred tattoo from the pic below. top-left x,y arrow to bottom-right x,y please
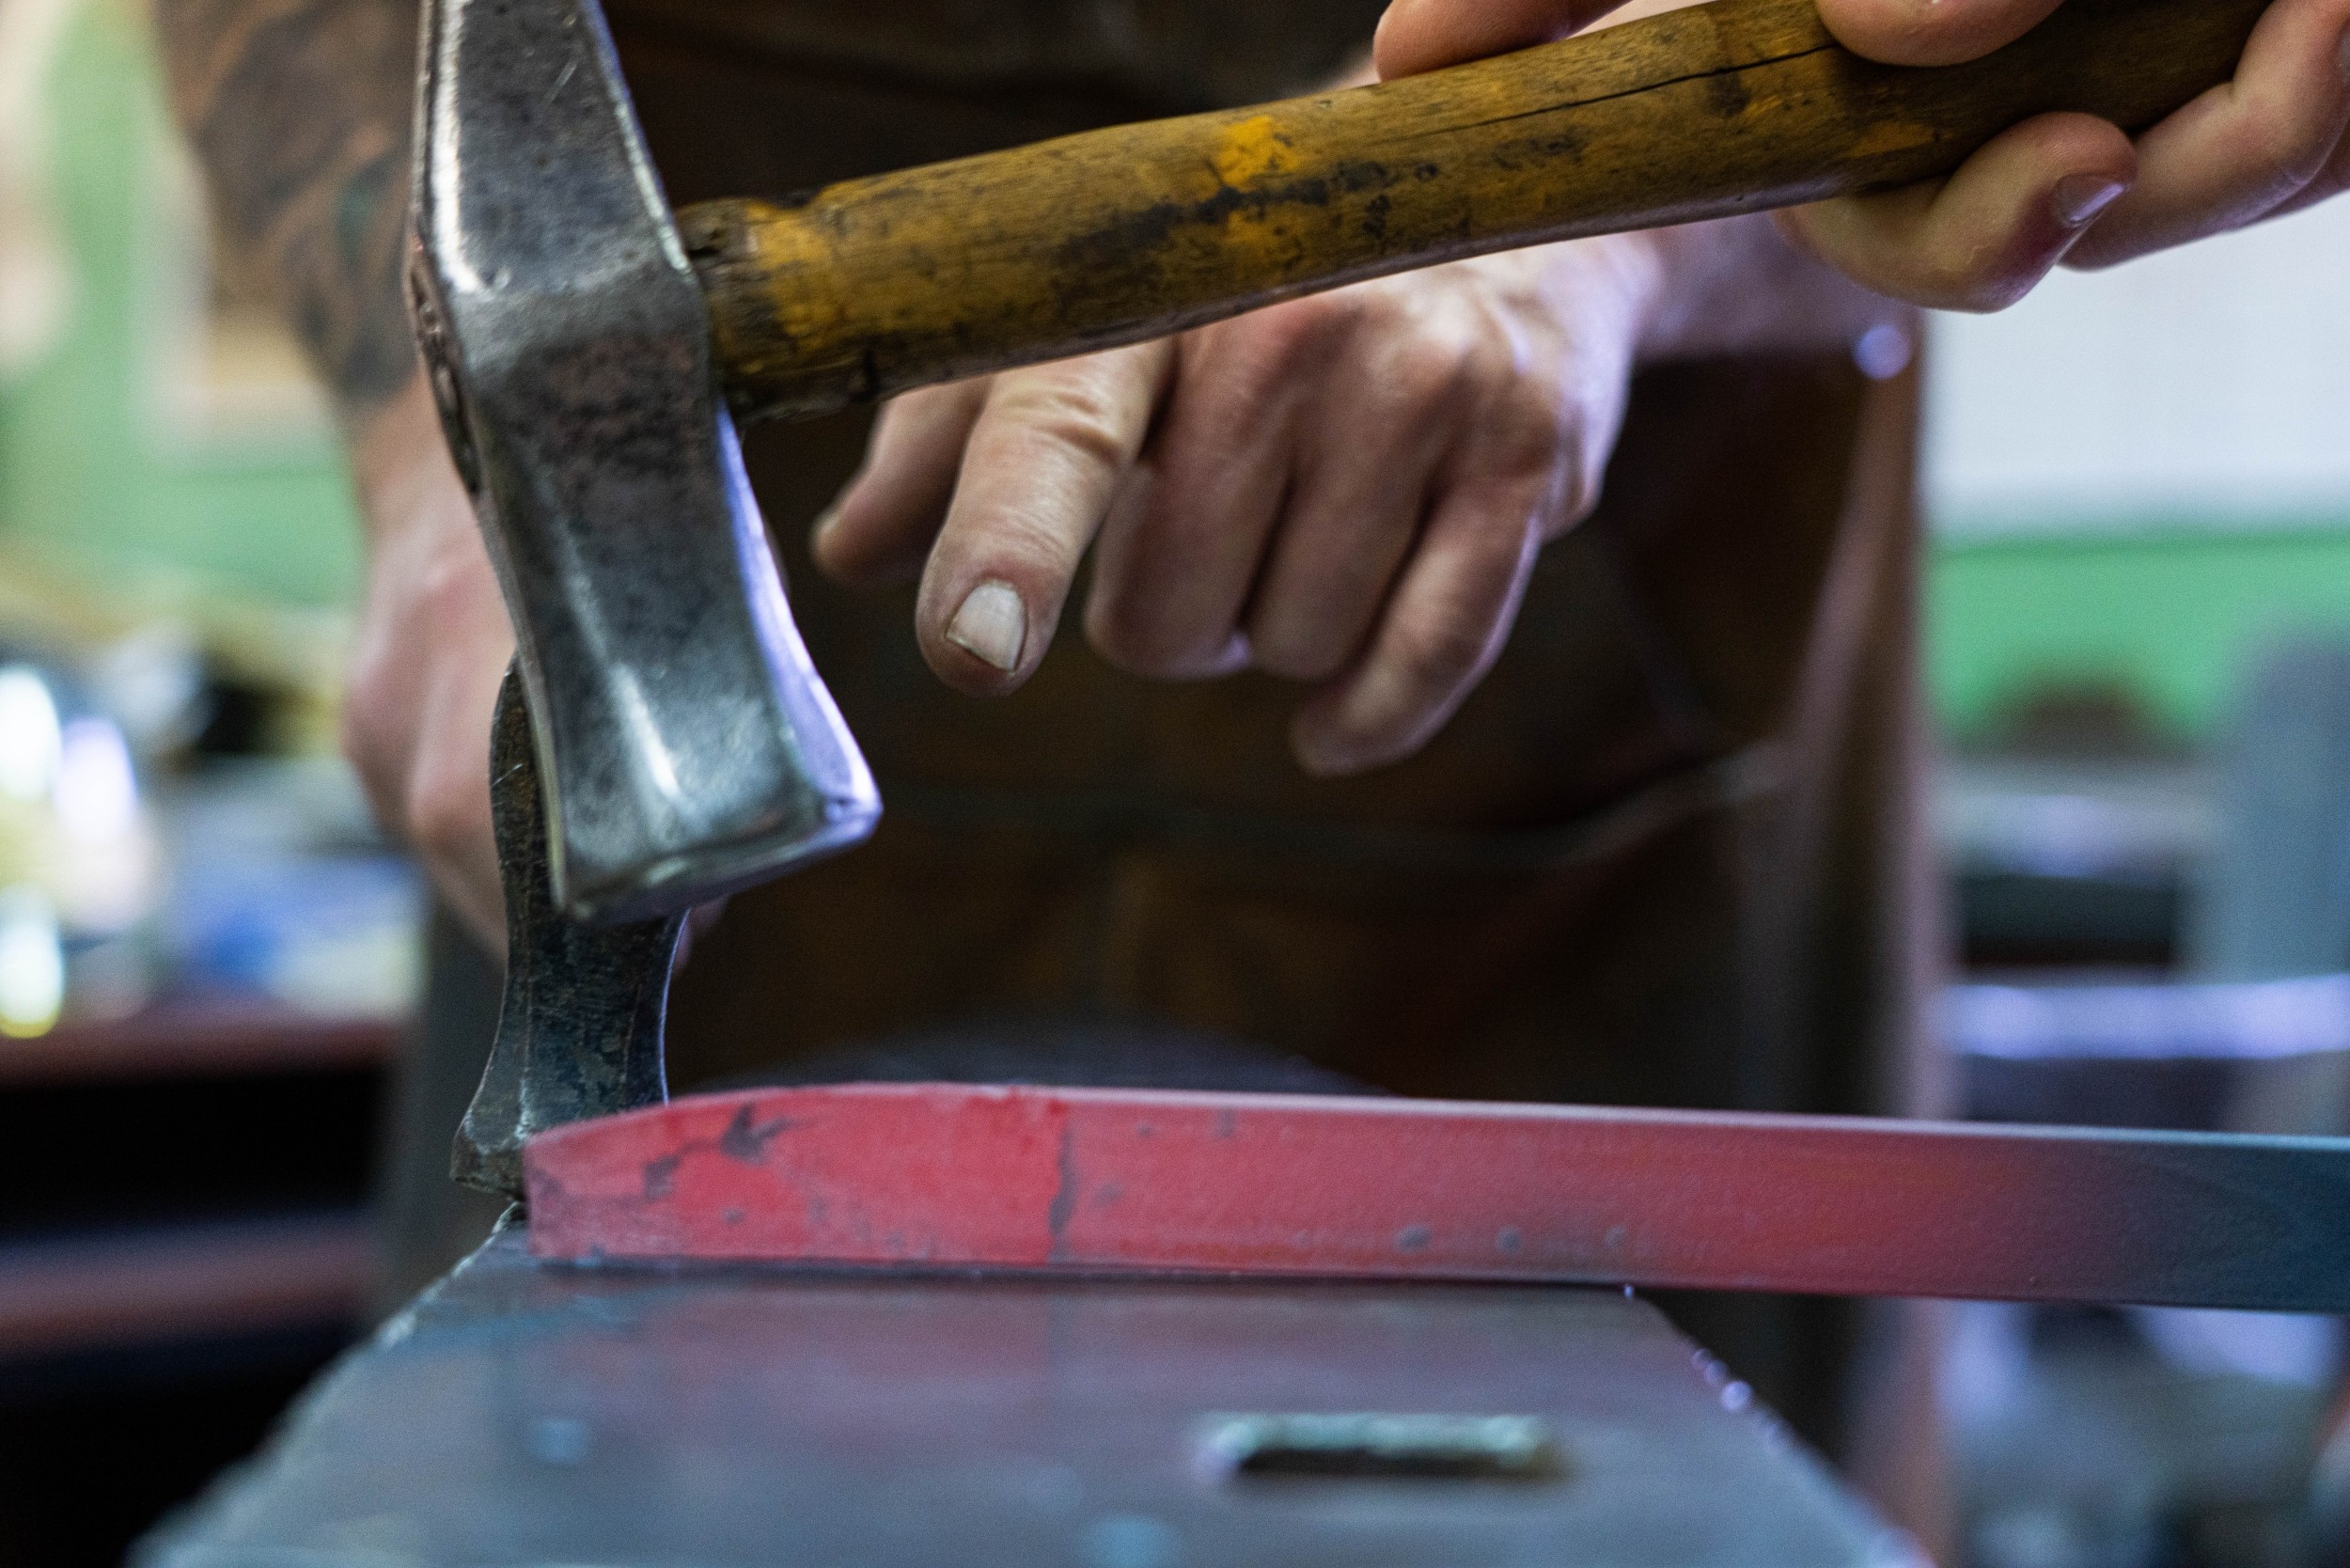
154,0 -> 419,417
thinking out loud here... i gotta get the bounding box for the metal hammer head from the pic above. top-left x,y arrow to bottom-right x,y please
409,0 -> 878,925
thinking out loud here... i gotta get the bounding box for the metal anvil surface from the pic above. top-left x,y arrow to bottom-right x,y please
138,1225 -> 1909,1568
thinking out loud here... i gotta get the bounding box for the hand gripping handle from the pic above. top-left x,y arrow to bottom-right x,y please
683,0 -> 2261,425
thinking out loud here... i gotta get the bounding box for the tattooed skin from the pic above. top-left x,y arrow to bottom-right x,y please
154,0 -> 421,419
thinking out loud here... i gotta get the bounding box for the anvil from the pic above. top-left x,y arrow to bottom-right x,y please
141,1222 -> 1921,1567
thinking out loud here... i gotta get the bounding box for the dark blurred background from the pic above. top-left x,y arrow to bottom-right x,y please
4,3 -> 2350,1565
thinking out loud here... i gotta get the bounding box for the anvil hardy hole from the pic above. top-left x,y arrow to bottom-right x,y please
1196,1413 -> 1565,1482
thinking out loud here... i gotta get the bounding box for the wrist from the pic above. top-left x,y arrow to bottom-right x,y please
1520,228 -> 1670,371
1623,212 -> 1919,367
1622,220 -> 1737,364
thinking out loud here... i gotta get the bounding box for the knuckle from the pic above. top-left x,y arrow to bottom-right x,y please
1490,385 -> 1569,476
992,378 -> 1136,472
1922,255 -> 2038,313
1386,525 -> 1535,690
1250,624 -> 1350,683
1388,604 -> 1498,693
1889,230 -> 2033,309
1246,295 -> 1360,373
1468,390 -> 1588,529
337,635 -> 417,808
337,660 -> 391,752
339,647 -> 394,755
2230,95 -> 2341,194
1083,592 -> 1177,675
1292,289 -> 1372,337
337,702 -> 396,817
404,760 -> 487,870
1085,599 -> 1230,680
1817,196 -> 2043,312
1386,336 -> 1474,416
960,507 -> 1074,578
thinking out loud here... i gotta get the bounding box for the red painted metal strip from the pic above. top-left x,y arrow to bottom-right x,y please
524,1083 -> 2350,1311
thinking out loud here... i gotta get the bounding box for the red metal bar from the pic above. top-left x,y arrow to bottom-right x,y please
525,1083 -> 2350,1311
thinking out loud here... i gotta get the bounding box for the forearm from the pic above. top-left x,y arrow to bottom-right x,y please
160,0 -> 515,943
154,0 -> 422,439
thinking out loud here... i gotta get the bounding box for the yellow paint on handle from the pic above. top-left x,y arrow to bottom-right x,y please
1210,115 -> 1300,189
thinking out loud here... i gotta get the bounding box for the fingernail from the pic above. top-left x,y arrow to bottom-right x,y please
946,580 -> 1026,671
2051,173 -> 2125,228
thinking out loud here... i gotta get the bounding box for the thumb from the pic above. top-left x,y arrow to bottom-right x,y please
1813,0 -> 2067,67
1776,110 -> 2135,310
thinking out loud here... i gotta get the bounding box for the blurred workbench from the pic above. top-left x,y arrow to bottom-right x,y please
0,998 -> 394,1567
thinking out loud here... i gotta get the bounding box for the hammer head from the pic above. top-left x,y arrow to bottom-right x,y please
409,0 -> 877,924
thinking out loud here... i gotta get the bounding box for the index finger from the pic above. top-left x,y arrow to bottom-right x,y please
913,341 -> 1175,694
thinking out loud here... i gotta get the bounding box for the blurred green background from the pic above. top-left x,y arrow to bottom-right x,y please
0,0 -> 358,612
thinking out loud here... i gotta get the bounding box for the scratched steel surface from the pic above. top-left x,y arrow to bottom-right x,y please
140,1225 -> 1907,1568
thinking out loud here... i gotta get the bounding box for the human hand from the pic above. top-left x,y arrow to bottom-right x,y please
1373,0 -> 2350,309
813,243 -> 1659,776
341,373 -> 515,953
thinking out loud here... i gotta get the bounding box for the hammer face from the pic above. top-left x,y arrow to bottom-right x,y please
412,0 -> 878,922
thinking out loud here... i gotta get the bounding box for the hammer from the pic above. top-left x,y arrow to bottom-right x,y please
413,0 -> 2263,1193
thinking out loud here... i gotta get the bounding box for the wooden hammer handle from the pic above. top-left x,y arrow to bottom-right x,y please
682,0 -> 2262,425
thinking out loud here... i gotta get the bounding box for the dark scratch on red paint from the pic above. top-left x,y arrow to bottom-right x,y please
1046,1118 -> 1078,1262
718,1104 -> 797,1163
643,1153 -> 682,1200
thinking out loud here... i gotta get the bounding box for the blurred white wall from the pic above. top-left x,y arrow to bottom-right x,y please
1925,198 -> 2350,538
